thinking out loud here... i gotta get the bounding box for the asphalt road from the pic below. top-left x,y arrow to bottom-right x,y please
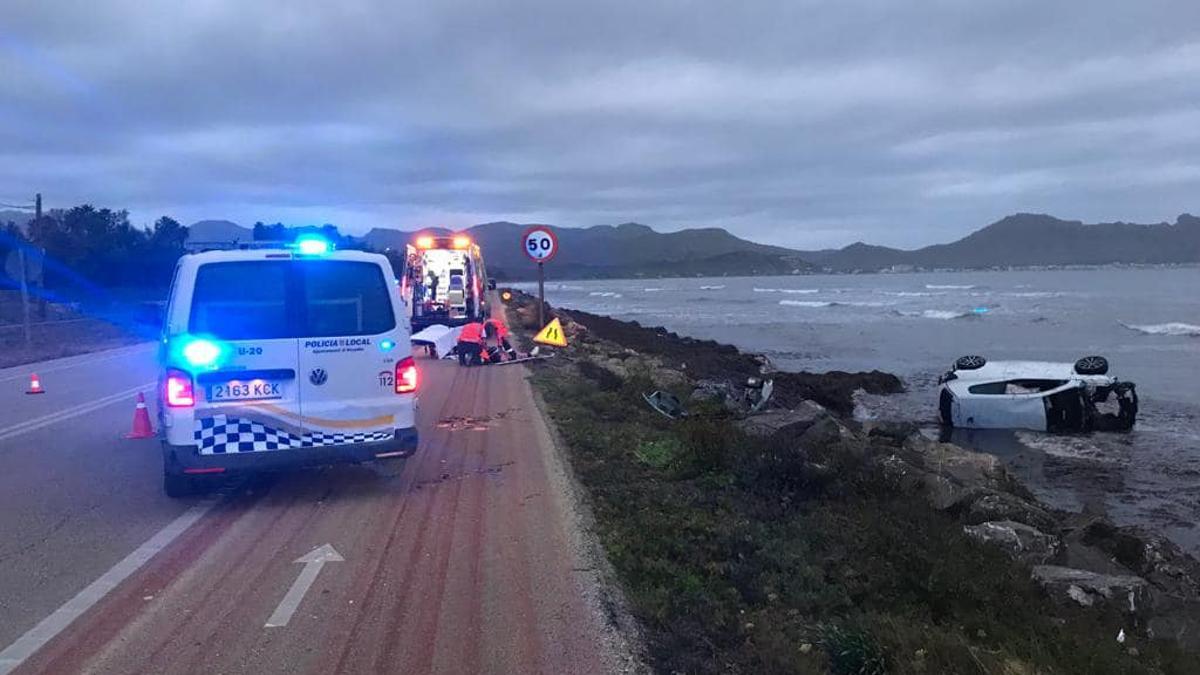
0,343 -> 625,674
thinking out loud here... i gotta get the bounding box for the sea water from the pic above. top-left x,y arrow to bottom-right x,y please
518,267 -> 1200,552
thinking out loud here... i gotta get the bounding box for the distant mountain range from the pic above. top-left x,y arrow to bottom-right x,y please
175,211 -> 1200,279
802,213 -> 1200,272
185,219 -> 251,243
362,221 -> 815,279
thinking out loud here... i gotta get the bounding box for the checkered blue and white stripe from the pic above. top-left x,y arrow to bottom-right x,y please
195,415 -> 393,455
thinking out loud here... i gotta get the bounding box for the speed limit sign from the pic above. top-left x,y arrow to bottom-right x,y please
522,226 -> 558,263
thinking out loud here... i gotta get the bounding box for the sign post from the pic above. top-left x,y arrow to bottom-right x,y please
521,226 -> 559,331
6,246 -> 42,348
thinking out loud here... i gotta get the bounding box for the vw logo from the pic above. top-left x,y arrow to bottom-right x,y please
309,368 -> 328,386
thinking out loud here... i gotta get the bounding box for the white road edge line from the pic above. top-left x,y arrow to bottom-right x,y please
0,498 -> 218,675
0,382 -> 155,441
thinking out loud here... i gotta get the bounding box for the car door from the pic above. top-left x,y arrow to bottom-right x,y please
295,259 -> 405,446
187,259 -> 304,453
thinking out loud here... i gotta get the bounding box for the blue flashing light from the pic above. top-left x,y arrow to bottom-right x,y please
972,306 -> 990,314
182,338 -> 223,368
295,236 -> 332,255
380,339 -> 396,352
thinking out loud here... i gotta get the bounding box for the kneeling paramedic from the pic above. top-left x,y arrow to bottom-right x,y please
483,318 -> 517,362
457,321 -> 486,366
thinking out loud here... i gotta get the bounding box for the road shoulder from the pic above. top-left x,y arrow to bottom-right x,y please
523,369 -> 652,674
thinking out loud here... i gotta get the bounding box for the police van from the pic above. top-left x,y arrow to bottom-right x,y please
158,238 -> 418,497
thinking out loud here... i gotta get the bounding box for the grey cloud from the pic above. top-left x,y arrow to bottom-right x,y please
1,0 -> 1198,249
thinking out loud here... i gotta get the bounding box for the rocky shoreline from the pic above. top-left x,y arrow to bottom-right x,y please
508,292 -> 1200,658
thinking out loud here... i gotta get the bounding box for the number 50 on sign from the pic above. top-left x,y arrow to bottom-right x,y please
522,227 -> 558,263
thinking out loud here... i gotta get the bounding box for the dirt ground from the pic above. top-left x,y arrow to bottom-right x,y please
0,319 -> 145,368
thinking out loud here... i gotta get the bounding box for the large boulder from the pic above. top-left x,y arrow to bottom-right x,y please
650,367 -> 690,390
1032,565 -> 1151,613
796,415 -> 861,452
864,420 -> 919,445
959,490 -> 1061,533
690,379 -> 738,406
592,356 -> 631,380
902,435 -> 1011,489
901,435 -> 1025,509
736,401 -> 827,439
1080,520 -> 1200,601
963,520 -> 1062,565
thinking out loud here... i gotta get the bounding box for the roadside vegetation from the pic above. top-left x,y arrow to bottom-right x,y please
511,297 -> 1200,674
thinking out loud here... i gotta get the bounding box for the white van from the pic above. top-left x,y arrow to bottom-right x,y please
157,241 -> 419,497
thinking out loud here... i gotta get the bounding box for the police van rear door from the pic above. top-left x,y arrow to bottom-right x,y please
295,258 -> 405,445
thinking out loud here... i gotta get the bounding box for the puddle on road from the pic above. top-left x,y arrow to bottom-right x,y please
434,408 -> 520,432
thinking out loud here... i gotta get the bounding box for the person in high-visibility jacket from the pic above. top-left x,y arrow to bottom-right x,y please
456,321 -> 486,366
483,318 -> 517,362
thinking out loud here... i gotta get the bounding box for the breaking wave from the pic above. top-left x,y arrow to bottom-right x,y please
588,291 -> 623,298
642,287 -> 665,292
780,300 -> 895,308
779,300 -> 834,308
700,284 -> 726,290
1015,431 -> 1130,465
896,309 -> 976,320
753,287 -> 819,294
882,291 -> 939,297
1122,322 -> 1200,337
926,284 -> 976,290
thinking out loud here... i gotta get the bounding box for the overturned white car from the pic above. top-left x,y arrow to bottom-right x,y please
938,355 -> 1138,432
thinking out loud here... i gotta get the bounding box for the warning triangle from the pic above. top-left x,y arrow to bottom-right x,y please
532,318 -> 568,347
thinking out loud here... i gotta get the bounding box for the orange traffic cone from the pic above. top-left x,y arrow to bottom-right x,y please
126,392 -> 155,439
26,373 -> 44,395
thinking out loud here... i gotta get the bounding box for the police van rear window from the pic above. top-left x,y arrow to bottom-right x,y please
189,260 -> 395,339
300,260 -> 395,337
190,261 -> 291,339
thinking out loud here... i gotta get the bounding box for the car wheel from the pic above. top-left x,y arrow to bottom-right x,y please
1074,355 -> 1109,375
954,355 -> 987,370
939,390 -> 955,426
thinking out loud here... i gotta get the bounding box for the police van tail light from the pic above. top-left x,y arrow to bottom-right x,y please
165,369 -> 196,407
396,357 -> 418,394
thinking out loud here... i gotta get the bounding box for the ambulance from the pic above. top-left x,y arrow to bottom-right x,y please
402,234 -> 494,331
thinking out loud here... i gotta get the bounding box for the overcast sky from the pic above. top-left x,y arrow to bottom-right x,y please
2,1 -> 1198,249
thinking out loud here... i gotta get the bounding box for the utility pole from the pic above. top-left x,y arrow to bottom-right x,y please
4,193 -> 44,340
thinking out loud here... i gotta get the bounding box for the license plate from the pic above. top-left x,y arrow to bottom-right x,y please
209,380 -> 283,402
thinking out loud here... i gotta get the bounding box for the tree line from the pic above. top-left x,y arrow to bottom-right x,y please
2,205 -> 186,290
1,205 -> 360,294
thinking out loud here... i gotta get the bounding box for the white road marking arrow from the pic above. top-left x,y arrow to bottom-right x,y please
265,544 -> 344,628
